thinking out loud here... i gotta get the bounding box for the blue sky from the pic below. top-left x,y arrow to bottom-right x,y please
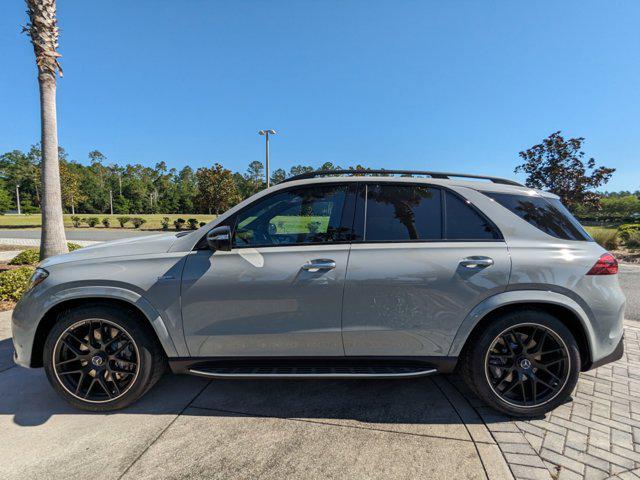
1,1 -> 639,191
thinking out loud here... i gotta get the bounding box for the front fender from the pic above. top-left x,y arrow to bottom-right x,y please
12,285 -> 180,368
447,290 -> 595,359
45,286 -> 179,357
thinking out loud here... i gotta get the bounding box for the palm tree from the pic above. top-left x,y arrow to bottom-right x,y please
24,0 -> 68,258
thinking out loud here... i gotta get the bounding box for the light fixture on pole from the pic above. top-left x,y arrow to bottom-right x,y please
258,129 -> 276,188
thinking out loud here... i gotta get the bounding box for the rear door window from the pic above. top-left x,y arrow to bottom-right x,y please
355,184 -> 442,241
484,192 -> 591,241
444,191 -> 501,240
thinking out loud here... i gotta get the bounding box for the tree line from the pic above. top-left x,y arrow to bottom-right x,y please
0,132 -> 638,224
0,145 -> 360,215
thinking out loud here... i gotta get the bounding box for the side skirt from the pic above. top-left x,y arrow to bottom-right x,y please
168,356 -> 458,379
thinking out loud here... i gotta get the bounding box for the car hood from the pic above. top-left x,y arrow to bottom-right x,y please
39,233 -> 179,268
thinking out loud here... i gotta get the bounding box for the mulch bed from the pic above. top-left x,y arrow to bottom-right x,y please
0,264 -> 28,273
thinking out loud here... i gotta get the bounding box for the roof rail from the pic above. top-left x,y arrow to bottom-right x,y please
280,169 -> 523,186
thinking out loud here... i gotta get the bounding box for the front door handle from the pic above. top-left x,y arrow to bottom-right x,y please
459,256 -> 494,269
301,259 -> 336,272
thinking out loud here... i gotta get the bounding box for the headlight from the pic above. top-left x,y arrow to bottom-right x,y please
28,268 -> 49,291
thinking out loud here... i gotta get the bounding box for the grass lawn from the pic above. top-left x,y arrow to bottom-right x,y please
0,214 -> 217,230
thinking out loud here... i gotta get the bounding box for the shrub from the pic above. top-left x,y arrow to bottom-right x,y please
9,242 -> 83,266
70,215 -> 82,228
590,228 -> 619,250
161,217 -> 170,231
117,216 -> 131,227
618,224 -> 640,242
85,217 -> 100,228
67,242 -> 82,252
9,249 -> 39,266
102,217 -> 111,228
174,218 -> 186,230
199,222 -> 206,227
0,266 -> 35,302
131,217 -> 146,229
187,218 -> 199,230
626,232 -> 640,250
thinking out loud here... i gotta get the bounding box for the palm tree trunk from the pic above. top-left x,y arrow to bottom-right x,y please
25,0 -> 68,259
38,73 -> 68,258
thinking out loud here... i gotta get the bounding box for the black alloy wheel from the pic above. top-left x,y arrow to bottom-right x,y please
484,323 -> 570,408
53,319 -> 140,402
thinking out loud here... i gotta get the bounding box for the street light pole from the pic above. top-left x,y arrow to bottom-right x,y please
15,184 -> 21,215
258,130 -> 276,188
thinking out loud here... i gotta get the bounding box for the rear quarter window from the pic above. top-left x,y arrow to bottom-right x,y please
484,192 -> 592,241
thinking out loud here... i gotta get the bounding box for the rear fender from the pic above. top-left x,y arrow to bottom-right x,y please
448,290 -> 594,358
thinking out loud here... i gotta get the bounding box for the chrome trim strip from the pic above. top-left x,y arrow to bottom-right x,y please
188,368 -> 437,379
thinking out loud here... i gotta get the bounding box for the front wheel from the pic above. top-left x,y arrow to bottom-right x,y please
43,304 -> 165,411
460,310 -> 580,417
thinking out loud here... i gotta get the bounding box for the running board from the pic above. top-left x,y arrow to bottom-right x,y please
183,361 -> 438,379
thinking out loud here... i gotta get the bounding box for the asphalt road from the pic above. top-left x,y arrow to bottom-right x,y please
619,263 -> 640,321
0,228 -> 160,242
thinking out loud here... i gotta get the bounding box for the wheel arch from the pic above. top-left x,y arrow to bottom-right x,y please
449,291 -> 594,370
30,288 -> 178,368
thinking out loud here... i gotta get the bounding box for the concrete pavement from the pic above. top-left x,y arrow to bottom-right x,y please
3,309 -> 640,479
0,310 -> 503,479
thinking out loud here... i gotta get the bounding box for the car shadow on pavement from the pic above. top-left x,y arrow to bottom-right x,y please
0,337 -> 536,430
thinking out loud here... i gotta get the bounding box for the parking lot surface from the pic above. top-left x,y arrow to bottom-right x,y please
1,311 -> 640,479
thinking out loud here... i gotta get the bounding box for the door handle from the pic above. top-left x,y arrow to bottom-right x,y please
301,259 -> 336,272
459,256 -> 494,269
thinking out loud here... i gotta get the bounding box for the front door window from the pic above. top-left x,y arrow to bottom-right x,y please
234,184 -> 350,247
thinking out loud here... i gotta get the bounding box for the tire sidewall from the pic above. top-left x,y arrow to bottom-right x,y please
43,305 -> 158,412
470,311 -> 581,417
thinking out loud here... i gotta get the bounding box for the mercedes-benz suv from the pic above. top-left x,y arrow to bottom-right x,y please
11,170 -> 626,417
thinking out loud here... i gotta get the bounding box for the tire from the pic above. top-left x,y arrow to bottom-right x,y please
43,304 -> 166,411
459,309 -> 580,417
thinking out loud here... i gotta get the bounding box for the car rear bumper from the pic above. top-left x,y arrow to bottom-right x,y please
586,335 -> 624,371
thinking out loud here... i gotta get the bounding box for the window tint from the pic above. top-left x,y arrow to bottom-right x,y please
361,184 -> 442,241
445,191 -> 501,240
233,185 -> 349,247
484,192 -> 591,241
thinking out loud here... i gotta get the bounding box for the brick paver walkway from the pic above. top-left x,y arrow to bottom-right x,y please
448,323 -> 640,480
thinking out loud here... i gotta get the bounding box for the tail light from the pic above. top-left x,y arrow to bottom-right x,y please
586,253 -> 618,275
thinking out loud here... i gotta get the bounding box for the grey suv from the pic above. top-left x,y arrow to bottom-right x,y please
11,170 -> 625,417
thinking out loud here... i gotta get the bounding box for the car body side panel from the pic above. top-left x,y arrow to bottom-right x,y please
342,242 -> 511,356
180,245 -> 350,357
445,185 -> 626,366
504,239 -> 626,364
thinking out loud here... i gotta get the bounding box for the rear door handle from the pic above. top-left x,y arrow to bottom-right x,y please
459,256 -> 494,268
301,259 -> 336,272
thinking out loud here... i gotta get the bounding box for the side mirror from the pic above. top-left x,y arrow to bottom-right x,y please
206,226 -> 232,252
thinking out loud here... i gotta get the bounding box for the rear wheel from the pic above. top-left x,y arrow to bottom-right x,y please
460,309 -> 580,417
43,304 -> 165,411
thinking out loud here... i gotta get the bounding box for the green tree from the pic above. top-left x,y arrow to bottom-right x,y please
0,149 -> 40,211
289,165 -> 314,177
0,182 -> 12,213
515,131 -> 615,210
244,160 -> 265,196
270,168 -> 287,185
196,164 -> 241,214
59,160 -> 85,214
176,166 -> 196,212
